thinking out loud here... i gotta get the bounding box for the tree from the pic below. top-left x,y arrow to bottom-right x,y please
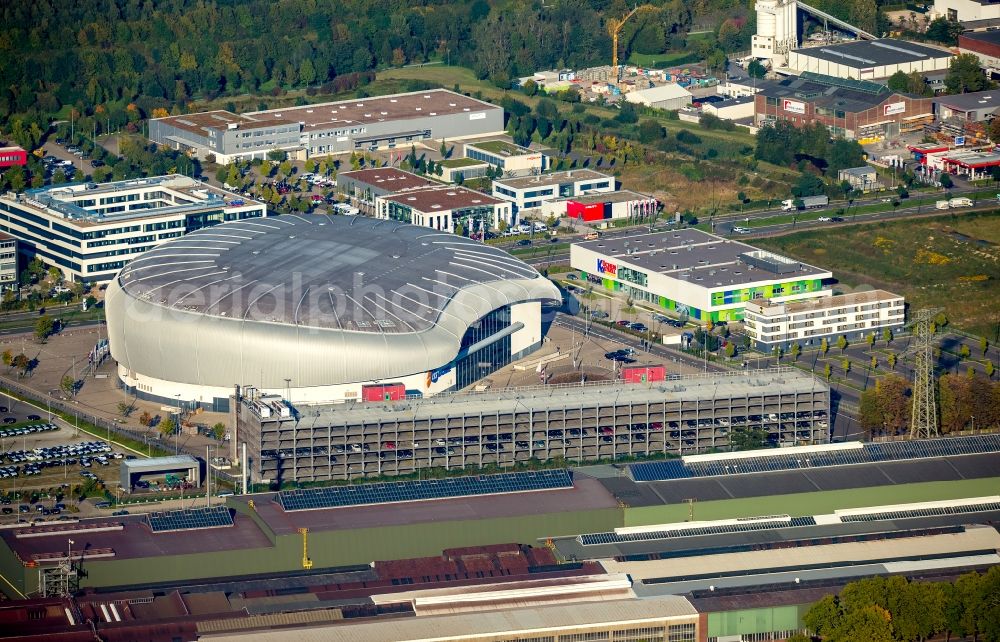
158,417 -> 177,439
116,401 -> 134,417
866,333 -> 875,350
959,344 -> 971,360
1,350 -> 11,367
939,172 -> 954,190
820,337 -> 829,356
803,594 -> 841,638
139,411 -> 152,427
60,375 -> 76,397
34,315 -> 56,342
926,17 -> 965,46
725,342 -> 736,359
987,360 -> 995,378
212,422 -> 226,440
747,59 -> 766,79
730,425 -> 767,451
882,328 -> 893,345
836,335 -> 848,353
946,53 -> 992,94
842,358 -> 851,375
12,353 -> 29,377
888,352 -> 898,370
980,336 -> 989,355
637,119 -> 664,144
887,70 -> 910,93
824,363 -> 832,381
790,343 -> 801,361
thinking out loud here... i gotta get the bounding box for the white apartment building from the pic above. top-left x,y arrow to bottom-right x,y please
743,290 -> 905,352
0,175 -> 267,283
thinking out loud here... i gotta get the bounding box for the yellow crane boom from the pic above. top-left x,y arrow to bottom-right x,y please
607,4 -> 658,73
298,527 -> 313,570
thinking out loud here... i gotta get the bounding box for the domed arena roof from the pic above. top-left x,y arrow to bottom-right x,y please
106,216 -> 559,389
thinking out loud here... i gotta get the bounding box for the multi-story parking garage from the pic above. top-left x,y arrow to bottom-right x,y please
234,368 -> 830,483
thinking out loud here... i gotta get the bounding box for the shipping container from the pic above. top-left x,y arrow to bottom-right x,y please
362,383 -> 406,402
621,365 -> 666,384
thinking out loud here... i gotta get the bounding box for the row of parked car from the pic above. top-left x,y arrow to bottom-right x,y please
0,422 -> 57,438
2,440 -> 116,465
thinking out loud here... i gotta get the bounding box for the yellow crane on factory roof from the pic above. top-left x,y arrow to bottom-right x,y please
607,4 -> 658,74
298,527 -> 313,570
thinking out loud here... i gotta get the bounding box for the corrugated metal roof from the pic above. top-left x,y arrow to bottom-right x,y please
196,608 -> 344,634
198,597 -> 697,641
121,454 -> 199,471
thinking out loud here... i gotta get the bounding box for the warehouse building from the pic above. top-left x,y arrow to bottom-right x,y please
106,216 -> 557,411
235,369 -> 829,483
571,229 -> 832,324
149,89 -> 504,163
335,167 -> 437,215
701,95 -> 756,120
785,38 -> 953,80
491,169 -> 615,213
541,189 -> 658,222
934,89 -> 1000,122
624,84 -> 694,111
755,72 -> 934,141
958,30 -> 1000,72
463,139 -> 548,176
0,175 -> 267,283
838,165 -> 880,191
375,185 -> 512,232
743,289 -> 905,352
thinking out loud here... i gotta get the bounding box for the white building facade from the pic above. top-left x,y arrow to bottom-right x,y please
0,176 -> 267,283
492,170 -> 615,213
743,290 -> 905,351
376,186 -> 512,233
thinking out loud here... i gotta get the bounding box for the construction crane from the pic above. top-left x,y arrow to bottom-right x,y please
607,4 -> 657,78
298,527 -> 313,570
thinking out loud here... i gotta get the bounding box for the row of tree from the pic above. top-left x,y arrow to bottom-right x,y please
858,373 -> 1000,437
801,569 -> 1000,642
756,121 -> 866,178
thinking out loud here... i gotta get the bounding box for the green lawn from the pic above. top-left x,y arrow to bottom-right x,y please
627,51 -> 701,68
754,210 -> 1000,338
438,157 -> 485,168
469,139 -> 530,155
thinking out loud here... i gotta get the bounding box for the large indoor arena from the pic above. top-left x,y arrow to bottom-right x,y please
105,216 -> 560,411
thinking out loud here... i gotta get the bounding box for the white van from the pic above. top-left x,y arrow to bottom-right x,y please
331,203 -> 359,216
533,222 -> 548,232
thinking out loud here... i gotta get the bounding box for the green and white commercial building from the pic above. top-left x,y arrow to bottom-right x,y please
570,229 -> 832,324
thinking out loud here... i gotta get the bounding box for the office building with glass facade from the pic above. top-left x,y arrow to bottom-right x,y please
464,139 -> 548,177
570,229 -> 832,324
0,233 -> 17,290
492,169 -> 615,213
107,216 -> 558,411
0,175 -> 267,283
375,185 -> 512,233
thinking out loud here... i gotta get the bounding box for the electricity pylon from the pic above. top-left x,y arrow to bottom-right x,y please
908,308 -> 943,439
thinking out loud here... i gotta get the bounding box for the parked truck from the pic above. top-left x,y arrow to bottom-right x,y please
937,197 -> 973,210
781,195 -> 829,211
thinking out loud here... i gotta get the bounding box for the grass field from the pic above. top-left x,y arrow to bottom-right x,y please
755,210 -> 1000,339
627,51 -> 700,68
624,477 -> 1000,526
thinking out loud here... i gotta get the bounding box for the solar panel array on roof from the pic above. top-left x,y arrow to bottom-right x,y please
276,469 -> 573,511
578,516 -> 817,546
147,506 -> 234,533
840,501 -> 1000,523
629,434 -> 1000,481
